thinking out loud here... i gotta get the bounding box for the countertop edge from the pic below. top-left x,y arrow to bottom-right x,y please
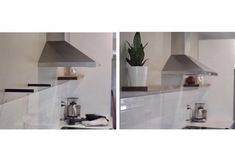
121,85 -> 209,99
185,120 -> 234,129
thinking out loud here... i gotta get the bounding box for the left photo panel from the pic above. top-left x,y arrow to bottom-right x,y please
0,32 -> 116,129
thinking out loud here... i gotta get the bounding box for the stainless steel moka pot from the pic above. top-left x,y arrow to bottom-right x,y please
62,97 -> 81,125
192,103 -> 207,122
67,101 -> 79,117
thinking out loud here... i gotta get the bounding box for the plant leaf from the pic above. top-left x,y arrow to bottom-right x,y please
143,42 -> 148,49
126,58 -> 134,66
141,59 -> 149,66
126,41 -> 133,48
133,32 -> 141,49
128,48 -> 135,62
125,32 -> 148,66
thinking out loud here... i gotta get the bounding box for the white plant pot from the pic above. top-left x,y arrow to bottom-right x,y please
128,66 -> 148,86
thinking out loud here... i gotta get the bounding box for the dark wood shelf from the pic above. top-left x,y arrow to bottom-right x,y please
5,89 -> 34,93
57,76 -> 78,80
121,84 -> 211,98
28,83 -> 51,87
122,86 -> 148,91
183,84 -> 200,87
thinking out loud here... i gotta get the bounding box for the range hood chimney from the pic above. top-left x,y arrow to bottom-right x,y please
162,32 -> 217,76
38,33 -> 96,67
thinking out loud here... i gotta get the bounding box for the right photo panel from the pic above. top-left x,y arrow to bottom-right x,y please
120,32 -> 235,129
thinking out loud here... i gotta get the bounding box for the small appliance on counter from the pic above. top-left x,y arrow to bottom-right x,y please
192,103 -> 207,122
61,98 -> 109,126
61,97 -> 82,125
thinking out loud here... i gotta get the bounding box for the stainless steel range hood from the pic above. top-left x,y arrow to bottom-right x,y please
38,33 -> 96,67
162,32 -> 217,76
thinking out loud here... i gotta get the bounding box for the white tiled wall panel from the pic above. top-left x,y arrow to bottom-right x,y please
0,97 -> 28,128
121,94 -> 162,129
120,89 -> 206,129
0,81 -> 76,129
35,86 -> 60,128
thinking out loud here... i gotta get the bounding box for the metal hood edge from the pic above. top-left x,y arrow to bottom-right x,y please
162,32 -> 217,76
38,33 -> 96,67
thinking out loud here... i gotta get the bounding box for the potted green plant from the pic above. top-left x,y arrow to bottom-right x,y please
126,32 -> 148,86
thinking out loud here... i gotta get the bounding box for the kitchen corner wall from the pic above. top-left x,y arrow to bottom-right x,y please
199,39 -> 235,121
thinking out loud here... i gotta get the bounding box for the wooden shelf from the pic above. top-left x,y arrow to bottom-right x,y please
28,83 -> 51,87
122,86 -> 148,91
57,76 -> 78,80
121,84 -> 210,98
4,89 -> 34,93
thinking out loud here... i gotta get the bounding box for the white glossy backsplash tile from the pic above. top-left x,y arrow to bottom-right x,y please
35,86 -> 60,128
0,97 -> 28,128
121,89 -> 206,129
0,81 -> 74,129
121,94 -> 162,129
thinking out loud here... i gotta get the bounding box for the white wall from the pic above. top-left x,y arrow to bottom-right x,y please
199,40 -> 235,121
0,33 -> 46,90
0,33 -> 46,103
69,33 -> 113,116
